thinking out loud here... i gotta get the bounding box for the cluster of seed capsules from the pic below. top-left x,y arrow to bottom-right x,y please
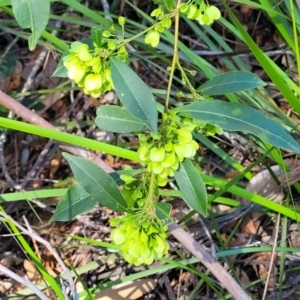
144,2 -> 221,47
137,113 -> 199,186
63,41 -> 127,98
62,2 -> 221,267
110,216 -> 169,266
144,7 -> 172,47
180,2 -> 221,25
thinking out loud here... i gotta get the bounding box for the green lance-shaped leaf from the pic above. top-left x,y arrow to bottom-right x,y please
11,0 -> 50,51
197,71 -> 266,96
63,153 -> 128,212
155,202 -> 172,222
175,101 -> 300,154
95,105 -> 148,133
49,183 -> 97,223
91,27 -> 102,48
174,159 -> 207,216
110,57 -> 158,134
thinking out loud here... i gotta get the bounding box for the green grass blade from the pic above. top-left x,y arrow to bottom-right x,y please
221,0 -> 300,116
61,0 -> 111,27
0,188 -> 68,202
202,172 -> 300,221
0,117 -> 139,161
259,0 -> 295,52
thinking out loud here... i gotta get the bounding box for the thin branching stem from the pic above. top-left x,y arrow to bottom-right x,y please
165,0 -> 181,112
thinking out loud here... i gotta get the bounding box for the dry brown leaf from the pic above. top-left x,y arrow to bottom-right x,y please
242,158 -> 300,216
51,99 -> 68,115
258,263 -> 268,281
253,253 -> 277,289
36,91 -> 66,116
225,169 -> 242,179
289,230 -> 300,248
237,159 -> 300,243
94,279 -> 156,300
0,280 -> 13,294
243,165 -> 285,205
240,214 -> 257,236
23,260 -> 42,284
245,159 -> 300,202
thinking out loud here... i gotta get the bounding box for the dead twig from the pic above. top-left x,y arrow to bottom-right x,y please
168,222 -> 252,300
262,213 -> 281,300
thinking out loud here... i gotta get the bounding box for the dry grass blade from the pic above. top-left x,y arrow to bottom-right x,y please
0,263 -> 48,300
0,212 -> 78,300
